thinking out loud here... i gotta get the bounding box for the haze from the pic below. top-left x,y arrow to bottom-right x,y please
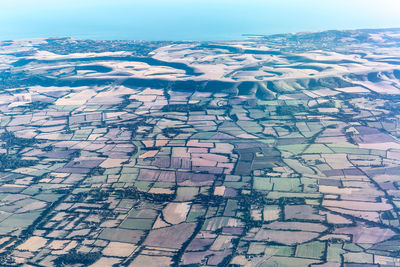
1,0 -> 400,40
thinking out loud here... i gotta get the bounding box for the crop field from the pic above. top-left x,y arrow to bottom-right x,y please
0,29 -> 399,266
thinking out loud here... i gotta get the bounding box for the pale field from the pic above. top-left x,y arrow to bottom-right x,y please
210,235 -> 234,250
322,154 -> 353,169
251,209 -> 262,221
191,157 -> 216,167
320,211 -> 352,224
153,215 -> 170,229
335,86 -> 370,93
47,240 -> 69,250
388,150 -> 400,160
322,199 -> 393,211
187,140 -> 214,148
89,257 -> 122,267
333,224 -> 396,244
162,202 -> 191,225
172,147 -> 190,158
100,158 -> 126,168
358,142 -> 400,150
328,207 -> 380,222
318,108 -> 339,113
102,242 -> 137,257
148,188 -> 174,195
319,185 -> 361,195
100,219 -> 120,228
263,206 -> 280,221
213,186 -> 226,196
267,221 -> 327,232
17,236 -> 47,252
313,88 -> 340,97
129,255 -> 173,267
138,150 -> 159,159
253,229 -> 320,245
319,234 -> 351,241
375,255 -> 400,266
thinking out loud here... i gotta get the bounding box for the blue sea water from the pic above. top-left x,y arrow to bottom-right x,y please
1,0 -> 400,41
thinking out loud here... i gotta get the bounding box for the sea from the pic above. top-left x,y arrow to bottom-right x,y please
1,0 -> 400,41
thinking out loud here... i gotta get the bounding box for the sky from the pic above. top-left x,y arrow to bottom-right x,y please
1,0 -> 400,41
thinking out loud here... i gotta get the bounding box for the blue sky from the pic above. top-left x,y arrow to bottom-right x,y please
1,0 -> 400,40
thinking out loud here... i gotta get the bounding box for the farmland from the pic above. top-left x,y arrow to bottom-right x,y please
0,29 -> 400,266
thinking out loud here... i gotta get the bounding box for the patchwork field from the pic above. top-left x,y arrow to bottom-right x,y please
0,29 -> 400,266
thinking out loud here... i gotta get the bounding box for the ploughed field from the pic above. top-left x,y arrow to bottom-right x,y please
0,29 -> 400,266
